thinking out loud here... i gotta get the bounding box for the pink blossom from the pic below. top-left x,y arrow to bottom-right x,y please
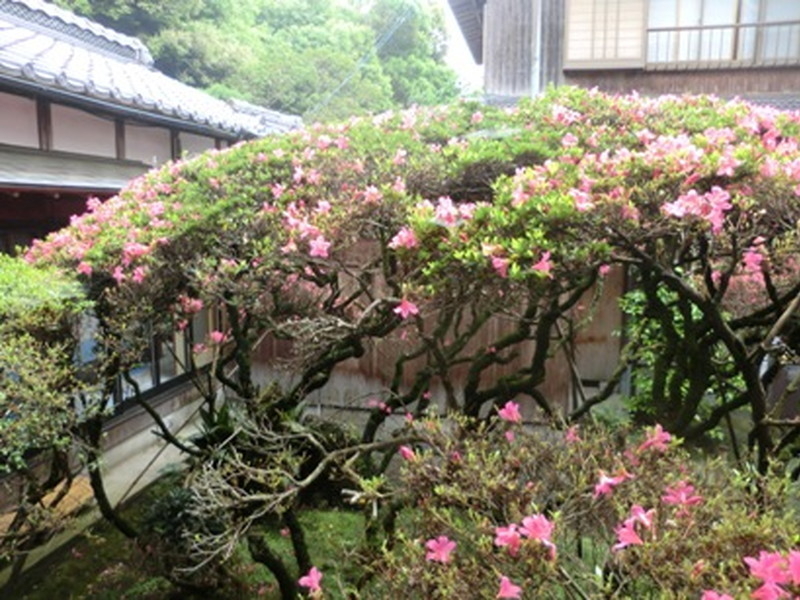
388,227 -> 418,249
491,256 -> 510,278
131,266 -> 147,284
662,481 -> 703,514
562,132 -> 579,147
638,423 -> 672,453
298,566 -> 323,594
498,400 -> 522,423
77,261 -> 92,276
471,111 -> 484,124
425,536 -> 456,564
565,425 -> 581,443
363,185 -> 383,203
519,514 -> 555,553
627,505 -> 656,529
112,266 -> 126,284
532,251 -> 553,277
398,445 -> 416,461
309,235 -> 331,258
494,524 -> 522,556
750,582 -> 789,600
393,298 -> 419,320
208,330 -> 227,345
744,551 -> 790,585
434,196 -> 459,226
496,575 -> 522,599
593,470 -> 631,498
504,430 -> 516,442
743,247 -> 764,274
598,264 -> 611,277
570,188 -> 594,212
393,148 -> 407,165
612,519 -> 643,551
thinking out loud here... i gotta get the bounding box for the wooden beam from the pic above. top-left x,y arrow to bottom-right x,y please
115,118 -> 126,160
36,97 -> 52,151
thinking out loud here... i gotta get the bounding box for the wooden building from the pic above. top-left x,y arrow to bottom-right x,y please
0,0 -> 301,254
448,0 -> 800,108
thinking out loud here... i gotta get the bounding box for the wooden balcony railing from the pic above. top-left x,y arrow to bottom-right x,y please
647,20 -> 800,69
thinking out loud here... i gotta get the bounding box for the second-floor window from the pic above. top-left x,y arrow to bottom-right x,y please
648,0 -> 800,65
565,0 -> 800,70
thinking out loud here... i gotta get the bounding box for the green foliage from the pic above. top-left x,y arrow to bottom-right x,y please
54,0 -> 460,120
364,415 -> 800,599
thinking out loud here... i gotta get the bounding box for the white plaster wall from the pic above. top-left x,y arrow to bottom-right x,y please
125,122 -> 172,165
180,131 -> 216,157
51,103 -> 115,157
0,91 -> 38,148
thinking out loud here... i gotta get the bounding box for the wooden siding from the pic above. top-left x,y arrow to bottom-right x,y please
484,0 -> 535,97
564,65 -> 800,96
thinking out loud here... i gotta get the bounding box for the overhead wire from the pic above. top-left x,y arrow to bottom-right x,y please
305,2 -> 416,118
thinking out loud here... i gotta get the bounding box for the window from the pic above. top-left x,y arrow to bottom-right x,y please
565,0 -> 647,68
648,0 -> 800,65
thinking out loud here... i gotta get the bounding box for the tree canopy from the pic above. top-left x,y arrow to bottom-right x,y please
6,86 -> 800,595
53,0 -> 461,121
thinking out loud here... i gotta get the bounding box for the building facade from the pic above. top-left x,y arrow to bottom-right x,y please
0,0 -> 300,254
449,0 -> 800,108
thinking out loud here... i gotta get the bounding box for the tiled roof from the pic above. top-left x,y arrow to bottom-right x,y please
0,0 -> 301,137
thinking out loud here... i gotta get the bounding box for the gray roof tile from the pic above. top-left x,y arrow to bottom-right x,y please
0,0 -> 301,137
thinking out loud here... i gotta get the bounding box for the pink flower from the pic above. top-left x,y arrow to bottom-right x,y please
750,582 -> 789,600
519,514 -> 554,544
398,445 -> 416,461
565,425 -> 581,443
131,266 -> 147,284
77,261 -> 92,276
491,256 -> 510,278
434,196 -> 459,226
532,251 -> 553,278
425,536 -> 456,564
701,591 -> 734,600
494,524 -> 522,556
744,551 -> 790,585
661,481 -> 703,511
208,330 -> 228,345
498,400 -> 522,423
298,566 -> 323,594
309,235 -> 331,258
496,575 -> 522,599
471,111 -> 484,124
393,298 -> 419,320
637,423 -> 672,453
612,519 -> 643,551
598,264 -> 611,277
743,247 -> 764,274
388,227 -> 418,249
627,505 -> 656,529
363,185 -> 383,203
561,132 -> 579,147
593,470 -> 631,498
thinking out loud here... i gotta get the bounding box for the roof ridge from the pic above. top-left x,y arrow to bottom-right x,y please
0,0 -> 152,65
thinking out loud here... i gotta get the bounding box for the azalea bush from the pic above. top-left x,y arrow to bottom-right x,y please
361,408 -> 800,599
6,85 -> 800,595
